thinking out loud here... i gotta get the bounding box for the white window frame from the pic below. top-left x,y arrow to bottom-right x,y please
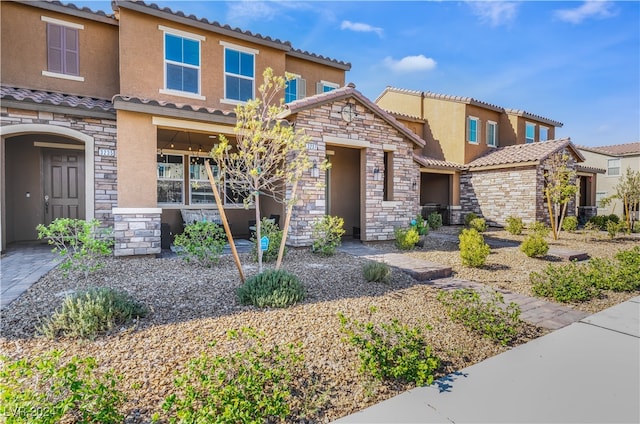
220,41 -> 258,105
596,192 -> 607,208
41,16 -> 85,81
467,116 -> 480,144
157,153 -> 185,205
539,125 -> 549,141
317,80 -> 339,94
525,122 -> 536,144
189,155 -> 219,205
159,25 -> 205,100
285,74 -> 306,103
486,120 -> 498,147
607,158 -> 621,176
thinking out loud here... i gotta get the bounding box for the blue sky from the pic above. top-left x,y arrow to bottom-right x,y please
73,0 -> 639,147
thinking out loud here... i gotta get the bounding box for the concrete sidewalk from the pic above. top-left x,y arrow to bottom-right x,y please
334,296 -> 640,423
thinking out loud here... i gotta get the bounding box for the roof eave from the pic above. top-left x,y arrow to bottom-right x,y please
286,50 -> 351,71
13,0 -> 118,25
1,98 -> 115,119
113,97 -> 238,125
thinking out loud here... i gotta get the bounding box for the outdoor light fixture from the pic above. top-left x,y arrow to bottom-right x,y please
311,161 -> 320,178
412,179 -> 418,190
373,167 -> 382,181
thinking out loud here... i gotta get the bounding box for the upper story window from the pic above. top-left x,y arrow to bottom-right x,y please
41,16 -> 84,82
467,116 -> 480,144
160,26 -> 203,96
221,41 -> 257,103
607,158 -> 621,176
317,80 -> 339,94
486,121 -> 498,147
285,76 -> 306,103
525,122 -> 536,143
540,126 -> 549,141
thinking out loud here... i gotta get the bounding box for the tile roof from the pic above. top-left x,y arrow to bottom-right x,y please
413,154 -> 463,170
112,95 -> 236,119
282,83 -> 425,148
14,0 -> 117,24
578,142 -> 640,156
576,164 -> 606,174
1,85 -> 114,113
465,138 -> 584,168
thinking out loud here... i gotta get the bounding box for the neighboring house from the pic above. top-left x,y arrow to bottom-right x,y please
578,142 -> 640,218
375,87 -> 602,225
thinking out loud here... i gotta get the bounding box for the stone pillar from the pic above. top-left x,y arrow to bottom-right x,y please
113,208 -> 161,256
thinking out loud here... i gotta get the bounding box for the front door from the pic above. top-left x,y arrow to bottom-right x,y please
43,149 -> 85,225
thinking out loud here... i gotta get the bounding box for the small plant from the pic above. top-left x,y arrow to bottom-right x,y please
606,219 -> 623,239
362,261 -> 391,283
338,313 -> 440,386
633,221 -> 640,233
528,221 -> 550,238
0,350 -> 125,423
173,221 -> 227,267
520,234 -> 549,258
237,269 -> 304,308
394,227 -> 420,250
531,263 -> 601,302
505,216 -> 524,235
311,215 -> 345,256
426,212 -> 442,231
162,328 -> 304,424
469,217 -> 487,233
588,214 -> 620,230
437,288 -> 523,345
36,218 -> 113,278
458,228 -> 490,267
37,287 -> 148,339
562,216 -> 579,232
410,214 -> 429,236
464,212 -> 478,227
251,218 -> 284,263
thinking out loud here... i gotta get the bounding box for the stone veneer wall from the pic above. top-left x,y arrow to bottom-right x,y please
288,99 -> 420,246
112,208 -> 161,256
0,108 -> 118,228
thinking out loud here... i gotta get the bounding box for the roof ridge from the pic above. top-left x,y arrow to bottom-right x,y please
1,85 -> 114,112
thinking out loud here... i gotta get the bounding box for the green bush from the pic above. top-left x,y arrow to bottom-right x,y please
531,263 -> 601,302
311,215 -> 346,256
458,228 -> 490,267
505,216 -> 524,235
338,313 -> 440,386
633,221 -> 640,233
520,234 -> 549,258
38,287 -> 148,339
237,269 -> 304,308
606,220 -> 623,239
464,212 -> 478,227
469,217 -> 487,233
613,247 -> 640,291
162,328 -> 303,424
36,218 -> 113,278
426,212 -> 442,231
0,350 -> 125,423
562,216 -> 579,232
251,218 -> 284,263
528,221 -> 550,238
588,214 -> 620,230
362,261 -> 391,283
394,227 -> 420,250
411,214 -> 429,236
173,221 -> 227,267
437,288 -> 523,345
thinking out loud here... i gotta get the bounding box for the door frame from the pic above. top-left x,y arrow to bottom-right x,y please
42,147 -> 86,225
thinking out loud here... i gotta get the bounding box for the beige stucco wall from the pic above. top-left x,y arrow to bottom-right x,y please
423,97 -> 466,164
0,1 -> 119,99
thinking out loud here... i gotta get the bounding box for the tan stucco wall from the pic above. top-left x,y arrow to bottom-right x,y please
0,1 -> 119,99
116,110 -> 157,207
464,105 -> 502,163
423,97 -> 466,164
285,55 -> 346,94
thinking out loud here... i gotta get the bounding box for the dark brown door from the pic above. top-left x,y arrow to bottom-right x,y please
43,149 -> 85,225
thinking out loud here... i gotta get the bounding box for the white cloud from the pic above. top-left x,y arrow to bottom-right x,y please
467,1 -> 518,27
383,55 -> 437,73
554,1 -> 617,24
225,1 -> 317,25
340,20 -> 383,37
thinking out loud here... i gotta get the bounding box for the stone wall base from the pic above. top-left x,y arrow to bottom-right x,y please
113,208 -> 161,256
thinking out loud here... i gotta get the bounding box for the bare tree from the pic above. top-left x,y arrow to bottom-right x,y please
544,152 -> 578,240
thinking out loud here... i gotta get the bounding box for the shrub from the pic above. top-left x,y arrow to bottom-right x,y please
633,221 -> 640,233
531,263 -> 601,302
464,212 -> 478,227
528,221 -> 550,238
607,247 -> 640,291
162,328 -> 303,424
410,214 -> 429,236
173,221 -> 227,267
38,287 -> 148,339
362,261 -> 391,283
36,218 -> 112,278
458,228 -> 490,267
0,350 -> 125,423
426,212 -> 442,231
311,215 -> 345,256
394,227 -> 420,250
437,288 -> 522,345
338,313 -> 440,386
606,220 -> 623,239
237,269 -> 304,308
251,218 -> 284,263
469,217 -> 487,233
588,214 -> 620,230
562,216 -> 579,232
505,216 -> 524,235
520,234 -> 549,258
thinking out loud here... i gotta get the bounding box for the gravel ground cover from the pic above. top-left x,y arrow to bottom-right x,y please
1,227 -> 636,422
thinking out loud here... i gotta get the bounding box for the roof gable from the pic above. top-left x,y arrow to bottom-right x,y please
578,142 -> 640,157
465,138 -> 584,169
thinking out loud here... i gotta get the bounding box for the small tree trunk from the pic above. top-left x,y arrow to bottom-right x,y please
275,180 -> 299,270
546,194 -> 557,240
557,202 -> 569,240
255,192 -> 263,273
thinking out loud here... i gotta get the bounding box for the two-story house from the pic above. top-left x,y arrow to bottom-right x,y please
375,87 -> 601,225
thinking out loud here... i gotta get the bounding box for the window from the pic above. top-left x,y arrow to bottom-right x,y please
157,154 -> 184,204
164,32 -> 200,94
607,158 -> 621,176
189,156 -> 218,204
285,76 -> 306,103
42,17 -> 84,81
316,80 -> 339,94
540,126 -> 549,141
383,151 -> 394,201
224,176 -> 251,206
467,116 -> 479,144
596,192 -> 607,208
222,42 -> 257,102
486,121 -> 498,147
525,122 -> 535,143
